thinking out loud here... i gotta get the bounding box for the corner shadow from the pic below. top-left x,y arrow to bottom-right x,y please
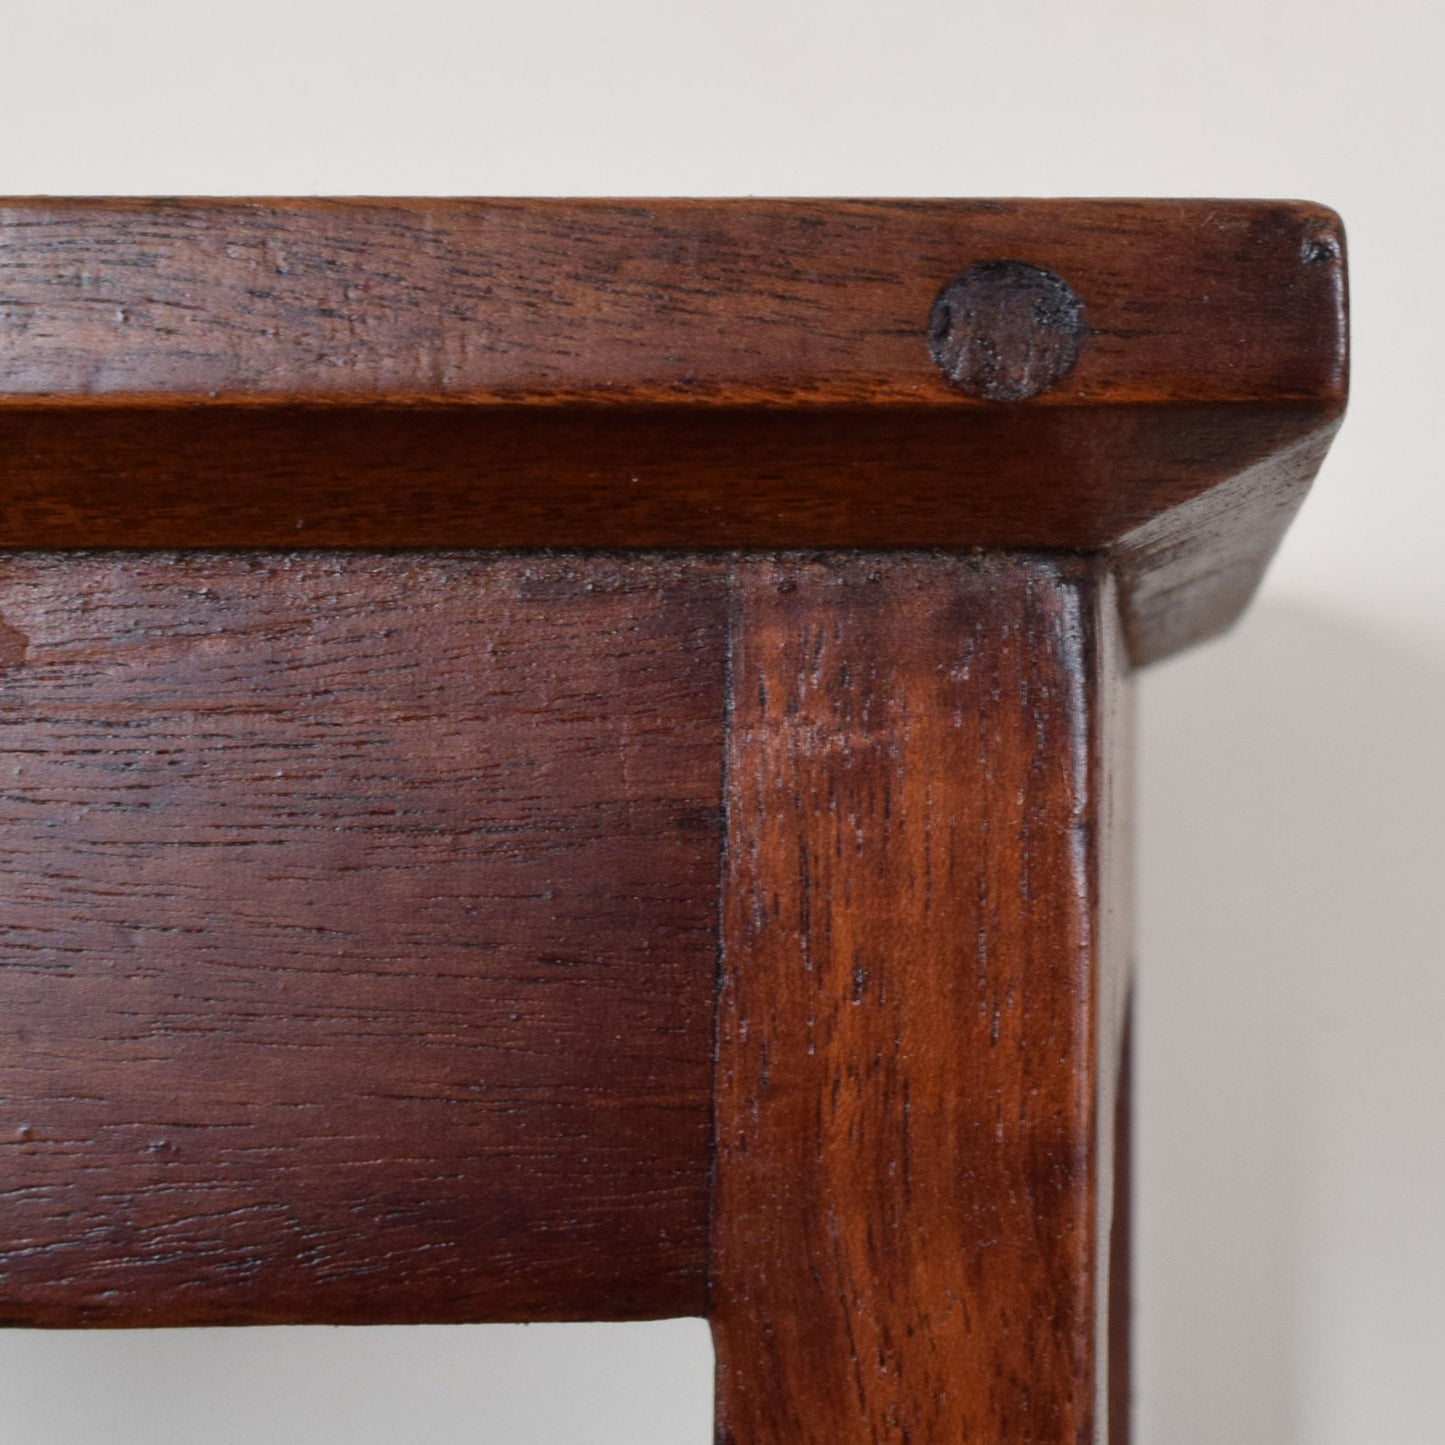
1135,600 -> 1445,1444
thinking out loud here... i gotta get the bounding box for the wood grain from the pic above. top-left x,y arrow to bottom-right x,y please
0,198 -> 1341,1434
711,555 -> 1132,1443
0,199 -> 1343,408
0,553 -> 724,1327
0,198 -> 1347,661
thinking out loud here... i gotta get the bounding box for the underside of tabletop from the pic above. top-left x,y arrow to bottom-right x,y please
0,197 -> 1347,661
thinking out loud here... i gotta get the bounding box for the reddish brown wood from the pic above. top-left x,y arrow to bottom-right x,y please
711,555 -> 1132,1444
0,198 -> 1347,661
0,199 -> 1347,1438
0,403 -> 1326,551
0,199 -> 1343,408
0,553 -> 724,1327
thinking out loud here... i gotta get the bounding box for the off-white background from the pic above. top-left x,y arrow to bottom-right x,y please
1,2 -> 1440,1441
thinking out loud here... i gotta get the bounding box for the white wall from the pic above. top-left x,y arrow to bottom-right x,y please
1,3 -> 1440,1440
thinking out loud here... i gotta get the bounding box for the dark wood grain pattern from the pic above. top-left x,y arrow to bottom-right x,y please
711,555 -> 1132,1444
0,199 -> 1342,407
0,553 -> 724,1327
0,198 -> 1347,661
0,199 -> 1343,1437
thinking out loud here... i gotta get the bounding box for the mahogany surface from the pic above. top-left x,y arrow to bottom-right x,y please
0,198 -> 1346,662
0,553 -> 724,1326
0,198 -> 1347,1442
0,198 -> 1342,408
712,555 -> 1131,1443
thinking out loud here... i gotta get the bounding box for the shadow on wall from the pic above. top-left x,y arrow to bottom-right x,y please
1136,601 -> 1445,1445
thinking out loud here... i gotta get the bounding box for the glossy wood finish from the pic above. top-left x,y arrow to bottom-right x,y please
0,553 -> 724,1326
0,199 -> 1343,407
711,555 -> 1131,1443
0,199 -> 1346,661
0,199 -> 1346,1441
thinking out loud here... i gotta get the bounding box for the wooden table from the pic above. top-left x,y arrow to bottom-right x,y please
0,199 -> 1347,1442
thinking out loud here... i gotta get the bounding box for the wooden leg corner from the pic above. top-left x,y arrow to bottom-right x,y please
710,555 -> 1132,1444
